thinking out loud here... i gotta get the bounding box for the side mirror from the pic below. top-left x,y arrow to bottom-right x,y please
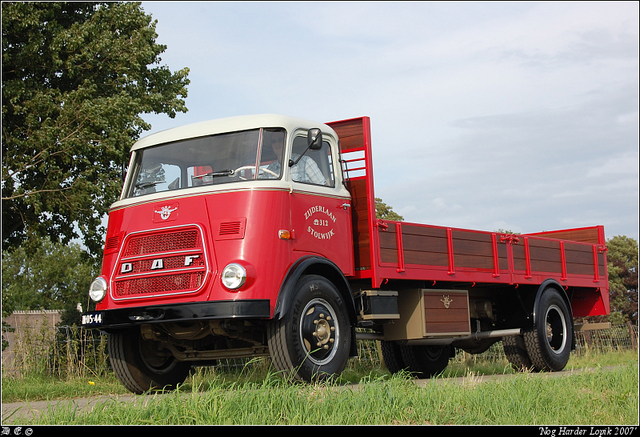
290,128 -> 324,167
307,128 -> 323,150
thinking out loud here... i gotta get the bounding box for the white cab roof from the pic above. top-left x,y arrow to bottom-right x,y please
131,114 -> 335,151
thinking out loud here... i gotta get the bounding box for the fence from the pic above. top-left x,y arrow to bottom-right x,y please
1,323 -> 637,379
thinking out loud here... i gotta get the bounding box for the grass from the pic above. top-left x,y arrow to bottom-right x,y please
2,349 -> 638,425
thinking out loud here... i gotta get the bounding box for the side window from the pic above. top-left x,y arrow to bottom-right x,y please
258,129 -> 285,180
290,137 -> 335,187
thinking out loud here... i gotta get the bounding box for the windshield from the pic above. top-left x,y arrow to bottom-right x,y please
125,128 -> 285,198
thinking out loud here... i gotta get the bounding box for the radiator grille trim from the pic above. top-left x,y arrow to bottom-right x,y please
111,224 -> 210,301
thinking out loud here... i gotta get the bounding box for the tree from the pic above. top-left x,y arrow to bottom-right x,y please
1,235 -> 99,319
2,2 -> 190,256
606,235 -> 638,324
375,197 -> 404,221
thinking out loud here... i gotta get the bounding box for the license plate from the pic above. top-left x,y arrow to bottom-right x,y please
81,312 -> 104,326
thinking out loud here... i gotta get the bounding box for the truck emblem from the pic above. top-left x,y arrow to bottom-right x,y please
441,295 -> 453,309
155,205 -> 178,220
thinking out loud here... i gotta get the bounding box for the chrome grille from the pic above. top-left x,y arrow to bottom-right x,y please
113,226 -> 208,300
123,229 -> 199,256
114,272 -> 206,298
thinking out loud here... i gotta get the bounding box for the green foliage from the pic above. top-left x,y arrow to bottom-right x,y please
2,2 -> 190,255
1,235 -> 99,318
375,197 -> 404,221
606,235 -> 638,324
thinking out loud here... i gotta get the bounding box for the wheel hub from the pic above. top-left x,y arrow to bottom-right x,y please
545,304 -> 567,354
313,314 -> 334,347
299,298 -> 339,365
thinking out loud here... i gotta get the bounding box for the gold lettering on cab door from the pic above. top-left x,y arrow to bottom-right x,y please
304,205 -> 336,240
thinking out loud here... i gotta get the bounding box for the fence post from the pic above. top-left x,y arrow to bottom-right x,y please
627,321 -> 637,351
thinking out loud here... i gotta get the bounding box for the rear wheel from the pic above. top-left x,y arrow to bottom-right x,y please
502,335 -> 532,371
380,340 -> 407,374
524,287 -> 573,371
267,275 -> 352,381
399,344 -> 451,378
108,328 -> 191,394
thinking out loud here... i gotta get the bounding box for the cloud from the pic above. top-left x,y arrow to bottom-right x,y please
140,1 -> 639,240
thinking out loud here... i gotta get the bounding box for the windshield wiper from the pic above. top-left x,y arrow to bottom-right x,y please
193,169 -> 234,179
135,180 -> 166,190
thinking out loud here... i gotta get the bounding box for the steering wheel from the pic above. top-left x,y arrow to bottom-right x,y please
233,165 -> 279,180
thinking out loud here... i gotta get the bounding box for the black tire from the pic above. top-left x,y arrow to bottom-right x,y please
523,287 -> 573,371
399,344 -> 451,378
108,328 -> 191,394
502,335 -> 532,371
380,340 -> 407,374
267,275 -> 352,382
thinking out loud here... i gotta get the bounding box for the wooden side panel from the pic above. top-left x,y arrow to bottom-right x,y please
345,178 -> 371,271
379,224 -> 509,272
525,226 -> 605,245
327,117 -> 376,276
565,242 -> 604,276
404,225 -> 450,266
331,119 -> 365,152
451,230 -> 498,270
379,224 -> 449,266
512,238 -> 607,277
521,238 -> 563,274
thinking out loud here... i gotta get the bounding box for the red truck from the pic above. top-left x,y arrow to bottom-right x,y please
81,114 -> 610,393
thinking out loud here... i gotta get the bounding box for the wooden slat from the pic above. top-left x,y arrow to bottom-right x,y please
525,226 -> 604,244
423,292 -> 470,334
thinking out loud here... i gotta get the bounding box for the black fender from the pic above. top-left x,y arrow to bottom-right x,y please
532,279 -> 576,350
273,256 -> 358,357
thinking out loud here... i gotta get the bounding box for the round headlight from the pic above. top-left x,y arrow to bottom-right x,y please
89,277 -> 108,302
221,263 -> 246,290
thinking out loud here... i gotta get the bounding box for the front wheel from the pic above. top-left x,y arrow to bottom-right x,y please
267,275 -> 352,382
524,287 -> 573,371
108,328 -> 191,394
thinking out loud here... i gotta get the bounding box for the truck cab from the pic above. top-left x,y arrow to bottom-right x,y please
84,115 -> 357,392
92,115 -> 352,311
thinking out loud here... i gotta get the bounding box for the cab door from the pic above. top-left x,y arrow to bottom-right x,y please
288,132 -> 354,276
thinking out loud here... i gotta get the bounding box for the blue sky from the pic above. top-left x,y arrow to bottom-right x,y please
139,1 -> 639,240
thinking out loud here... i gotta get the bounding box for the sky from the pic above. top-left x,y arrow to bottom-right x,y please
139,1 -> 639,240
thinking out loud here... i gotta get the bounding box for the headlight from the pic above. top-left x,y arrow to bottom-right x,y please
221,263 -> 246,290
89,277 -> 108,302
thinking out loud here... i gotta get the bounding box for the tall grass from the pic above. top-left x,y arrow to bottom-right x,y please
19,357 -> 638,425
3,323 -> 636,379
2,322 -> 110,380
2,323 -> 638,424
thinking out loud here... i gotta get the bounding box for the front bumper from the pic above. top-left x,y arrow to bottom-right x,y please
81,299 -> 271,331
